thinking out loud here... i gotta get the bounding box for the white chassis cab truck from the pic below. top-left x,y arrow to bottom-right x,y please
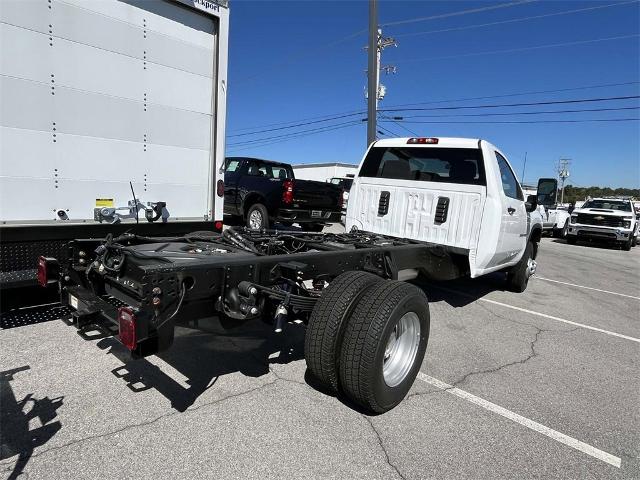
566,197 -> 638,250
346,137 -> 546,292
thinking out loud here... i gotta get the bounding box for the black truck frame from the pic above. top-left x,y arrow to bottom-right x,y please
42,227 -> 469,413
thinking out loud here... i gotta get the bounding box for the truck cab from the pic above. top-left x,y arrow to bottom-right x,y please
566,197 -> 637,250
346,137 -> 544,290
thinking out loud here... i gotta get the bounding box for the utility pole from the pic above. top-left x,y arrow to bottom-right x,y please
366,0 -> 396,147
557,158 -> 571,204
366,0 -> 378,147
520,152 -> 528,185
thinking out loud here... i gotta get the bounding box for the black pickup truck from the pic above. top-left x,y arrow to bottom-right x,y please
223,157 -> 343,231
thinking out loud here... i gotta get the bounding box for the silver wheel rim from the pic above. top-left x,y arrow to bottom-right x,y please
249,210 -> 263,229
383,312 -> 421,387
526,257 -> 537,278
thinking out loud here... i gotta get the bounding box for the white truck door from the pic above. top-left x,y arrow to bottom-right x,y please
494,151 -> 527,265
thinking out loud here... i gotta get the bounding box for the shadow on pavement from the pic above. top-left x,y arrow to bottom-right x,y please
413,272 -> 509,308
550,238 -> 629,250
0,365 -> 64,480
95,317 -> 306,412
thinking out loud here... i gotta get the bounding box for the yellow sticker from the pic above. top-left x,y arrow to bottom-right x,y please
95,198 -> 114,207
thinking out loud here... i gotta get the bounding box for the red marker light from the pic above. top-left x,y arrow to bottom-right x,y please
37,256 -> 47,287
214,220 -> 223,231
407,137 -> 438,145
118,307 -> 137,351
36,256 -> 59,287
282,179 -> 294,205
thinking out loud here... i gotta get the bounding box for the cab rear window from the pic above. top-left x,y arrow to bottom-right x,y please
359,147 -> 486,186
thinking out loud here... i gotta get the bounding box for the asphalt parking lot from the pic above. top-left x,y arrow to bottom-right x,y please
1,229 -> 639,480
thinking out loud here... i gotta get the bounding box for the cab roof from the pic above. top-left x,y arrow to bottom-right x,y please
373,137 -> 482,149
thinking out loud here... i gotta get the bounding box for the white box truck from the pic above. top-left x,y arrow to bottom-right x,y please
0,0 -> 229,303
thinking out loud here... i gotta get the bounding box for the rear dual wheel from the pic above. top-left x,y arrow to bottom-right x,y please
305,272 -> 430,413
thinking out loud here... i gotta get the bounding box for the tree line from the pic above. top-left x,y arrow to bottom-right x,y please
561,185 -> 640,203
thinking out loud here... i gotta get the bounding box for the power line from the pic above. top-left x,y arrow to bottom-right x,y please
378,95 -> 640,113
228,108 -> 364,134
382,118 -> 640,124
377,124 -> 401,137
383,106 -> 639,119
228,80 -> 639,136
380,0 -> 536,27
380,81 -> 640,109
226,122 -> 362,152
389,119 -> 418,136
393,1 -> 639,38
226,120 -> 363,148
395,33 -> 640,63
235,29 -> 367,84
227,112 -> 364,138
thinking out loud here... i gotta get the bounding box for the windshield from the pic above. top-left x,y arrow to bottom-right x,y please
359,147 -> 486,186
582,200 -> 631,212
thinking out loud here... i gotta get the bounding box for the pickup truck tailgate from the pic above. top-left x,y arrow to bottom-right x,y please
293,180 -> 342,210
348,178 -> 485,250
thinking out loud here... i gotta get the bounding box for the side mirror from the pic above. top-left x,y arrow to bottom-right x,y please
536,177 -> 558,207
525,194 -> 538,213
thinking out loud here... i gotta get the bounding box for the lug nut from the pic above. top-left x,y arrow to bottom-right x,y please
78,258 -> 85,265
152,287 -> 162,295
152,296 -> 162,306
78,250 -> 86,257
249,287 -> 257,295
250,307 -> 259,315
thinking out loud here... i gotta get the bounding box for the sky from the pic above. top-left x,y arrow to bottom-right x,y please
224,0 -> 640,188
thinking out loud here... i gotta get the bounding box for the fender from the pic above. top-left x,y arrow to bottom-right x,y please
240,191 -> 269,216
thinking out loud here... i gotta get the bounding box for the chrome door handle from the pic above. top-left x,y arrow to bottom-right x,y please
507,207 -> 516,215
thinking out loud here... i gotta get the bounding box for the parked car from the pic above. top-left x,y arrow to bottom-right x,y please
566,197 -> 638,250
223,157 -> 343,231
345,137 -> 546,292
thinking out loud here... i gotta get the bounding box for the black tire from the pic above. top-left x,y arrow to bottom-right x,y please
622,238 -> 632,251
506,241 -> 535,293
338,281 -> 430,414
566,235 -> 577,245
246,203 -> 270,230
306,223 -> 325,232
304,271 -> 383,393
553,220 -> 568,239
632,236 -> 638,247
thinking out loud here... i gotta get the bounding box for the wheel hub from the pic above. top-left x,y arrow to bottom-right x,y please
526,258 -> 537,277
382,312 -> 421,387
249,210 -> 262,229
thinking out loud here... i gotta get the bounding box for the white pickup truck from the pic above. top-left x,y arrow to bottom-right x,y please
566,197 -> 638,250
346,137 -> 547,292
535,178 -> 572,238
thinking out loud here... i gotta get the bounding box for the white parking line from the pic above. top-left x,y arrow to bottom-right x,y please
480,298 -> 640,344
534,276 -> 640,300
417,373 -> 622,468
427,284 -> 640,344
